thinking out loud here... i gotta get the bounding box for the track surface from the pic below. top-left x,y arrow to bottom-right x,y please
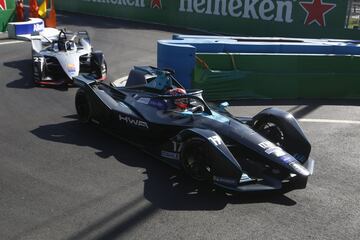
1,13 -> 360,240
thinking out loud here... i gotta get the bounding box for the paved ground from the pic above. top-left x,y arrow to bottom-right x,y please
1,12 -> 360,240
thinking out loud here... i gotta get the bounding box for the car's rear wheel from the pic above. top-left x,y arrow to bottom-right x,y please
75,89 -> 92,123
181,138 -> 213,182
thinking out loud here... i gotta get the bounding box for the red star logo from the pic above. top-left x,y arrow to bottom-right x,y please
299,0 -> 336,27
0,0 -> 7,11
151,0 -> 162,9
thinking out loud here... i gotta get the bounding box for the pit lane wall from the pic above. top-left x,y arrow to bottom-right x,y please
54,0 -> 360,40
158,35 -> 360,100
0,0 -> 15,32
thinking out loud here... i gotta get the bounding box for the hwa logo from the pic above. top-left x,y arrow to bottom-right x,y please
119,114 -> 149,129
179,0 -> 294,24
299,0 -> 336,27
151,0 -> 162,9
0,0 -> 7,11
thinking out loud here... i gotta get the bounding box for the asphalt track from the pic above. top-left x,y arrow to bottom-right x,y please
1,12 -> 360,240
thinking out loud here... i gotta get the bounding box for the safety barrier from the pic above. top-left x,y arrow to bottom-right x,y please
7,18 -> 44,39
158,35 -> 360,100
193,53 -> 360,100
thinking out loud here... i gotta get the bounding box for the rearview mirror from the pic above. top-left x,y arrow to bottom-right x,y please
219,102 -> 229,109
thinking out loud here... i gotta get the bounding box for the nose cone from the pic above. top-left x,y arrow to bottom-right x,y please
289,162 -> 311,177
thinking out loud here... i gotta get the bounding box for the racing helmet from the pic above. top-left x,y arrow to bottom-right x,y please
166,88 -> 188,110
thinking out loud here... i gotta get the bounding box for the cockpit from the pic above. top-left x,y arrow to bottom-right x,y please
120,66 -> 211,114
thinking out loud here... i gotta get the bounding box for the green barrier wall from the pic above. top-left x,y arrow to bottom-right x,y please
193,53 -> 360,100
54,0 -> 360,39
0,0 -> 15,32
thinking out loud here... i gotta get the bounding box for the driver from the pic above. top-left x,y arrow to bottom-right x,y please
166,88 -> 189,110
58,32 -> 67,51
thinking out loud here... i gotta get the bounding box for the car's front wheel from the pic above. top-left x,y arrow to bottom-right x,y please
253,119 -> 286,147
75,89 -> 92,123
32,63 -> 42,85
181,138 -> 213,182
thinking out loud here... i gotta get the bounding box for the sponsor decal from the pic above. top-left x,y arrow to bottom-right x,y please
151,0 -> 162,9
179,0 -> 294,23
279,154 -> 294,163
137,97 -> 151,104
161,150 -> 179,160
208,135 -> 222,146
149,98 -> 167,110
119,114 -> 149,128
265,146 -> 286,157
33,22 -> 44,32
259,141 -> 286,157
213,176 -> 237,185
258,141 -> 274,149
299,0 -> 336,27
67,63 -> 76,73
0,0 -> 6,10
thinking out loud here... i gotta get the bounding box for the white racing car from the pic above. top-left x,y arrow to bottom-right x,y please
31,29 -> 107,86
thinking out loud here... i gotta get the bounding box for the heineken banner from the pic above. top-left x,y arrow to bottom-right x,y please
54,0 -> 360,39
0,0 -> 15,32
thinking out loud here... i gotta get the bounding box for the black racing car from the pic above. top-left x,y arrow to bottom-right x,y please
74,66 -> 314,192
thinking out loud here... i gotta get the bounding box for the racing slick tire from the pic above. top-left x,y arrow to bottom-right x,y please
32,63 -> 42,85
181,137 -> 213,182
75,89 -> 92,124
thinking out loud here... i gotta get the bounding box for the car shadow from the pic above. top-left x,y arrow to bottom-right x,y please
4,59 -> 73,91
4,59 -> 36,89
31,118 -> 297,211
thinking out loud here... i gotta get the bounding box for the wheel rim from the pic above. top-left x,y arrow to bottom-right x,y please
183,143 -> 212,181
256,121 -> 285,147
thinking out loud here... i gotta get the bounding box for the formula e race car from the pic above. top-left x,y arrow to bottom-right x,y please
74,66 -> 314,192
31,29 -> 107,86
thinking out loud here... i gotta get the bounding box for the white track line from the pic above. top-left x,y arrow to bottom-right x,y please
0,40 -> 24,45
299,118 -> 360,124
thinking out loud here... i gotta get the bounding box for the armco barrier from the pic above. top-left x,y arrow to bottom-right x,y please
158,35 -> 360,100
0,0 -> 15,32
53,0 -> 360,40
